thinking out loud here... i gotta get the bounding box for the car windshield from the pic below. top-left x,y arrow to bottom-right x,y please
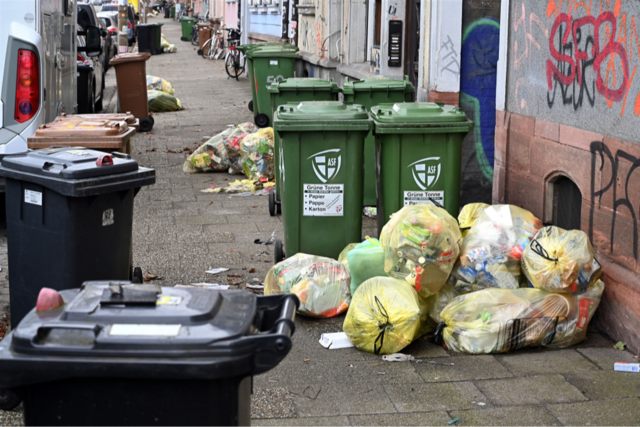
101,4 -> 117,12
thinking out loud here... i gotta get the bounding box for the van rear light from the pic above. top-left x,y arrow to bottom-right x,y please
128,22 -> 132,29
77,54 -> 88,64
15,49 -> 39,123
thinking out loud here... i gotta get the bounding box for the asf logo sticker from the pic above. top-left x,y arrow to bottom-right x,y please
309,149 -> 341,183
408,157 -> 441,190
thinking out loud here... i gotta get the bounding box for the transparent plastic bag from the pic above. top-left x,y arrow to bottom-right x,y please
225,124 -> 257,173
346,237 -> 386,296
522,226 -> 602,293
146,75 -> 175,95
440,279 -> 604,353
425,283 -> 459,324
380,205 -> 462,297
454,205 -> 543,292
264,253 -> 351,318
343,277 -> 433,354
338,242 -> 359,271
239,128 -> 275,181
183,123 -> 257,173
147,90 -> 182,112
458,203 -> 490,238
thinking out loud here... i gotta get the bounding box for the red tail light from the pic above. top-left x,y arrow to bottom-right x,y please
128,22 -> 132,29
230,46 -> 236,50
77,54 -> 88,64
108,28 -> 118,35
15,49 -> 39,123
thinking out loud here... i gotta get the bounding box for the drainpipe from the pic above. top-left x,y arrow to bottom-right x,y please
291,0 -> 298,46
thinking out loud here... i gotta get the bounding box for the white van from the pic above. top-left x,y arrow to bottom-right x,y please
0,0 -> 101,156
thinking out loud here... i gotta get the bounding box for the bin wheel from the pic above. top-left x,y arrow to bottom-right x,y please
248,100 -> 253,112
140,117 -> 154,132
180,36 -> 188,41
255,113 -> 269,128
0,389 -> 21,411
268,191 -> 277,217
149,115 -> 155,126
132,267 -> 143,284
276,199 -> 282,214
197,49 -> 203,56
274,239 -> 285,264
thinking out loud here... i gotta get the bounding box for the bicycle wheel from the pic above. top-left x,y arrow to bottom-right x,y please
202,39 -> 215,59
235,51 -> 246,77
213,39 -> 225,60
191,26 -> 199,46
225,51 -> 241,78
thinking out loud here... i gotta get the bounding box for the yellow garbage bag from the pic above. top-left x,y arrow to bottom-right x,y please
424,283 -> 459,324
440,279 -> 604,353
183,123 -> 257,173
239,128 -> 275,181
522,226 -> 602,293
454,204 -> 543,291
146,75 -> 175,95
338,242 -> 360,271
265,253 -> 351,318
458,203 -> 490,237
147,90 -> 182,112
343,277 -> 433,354
380,205 -> 462,298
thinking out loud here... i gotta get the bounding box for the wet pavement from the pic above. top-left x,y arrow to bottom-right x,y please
0,16 -> 638,426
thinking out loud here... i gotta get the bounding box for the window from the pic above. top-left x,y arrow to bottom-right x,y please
553,176 -> 582,230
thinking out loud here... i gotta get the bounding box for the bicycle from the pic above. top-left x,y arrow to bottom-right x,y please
224,28 -> 245,80
190,11 -> 209,46
201,23 -> 226,60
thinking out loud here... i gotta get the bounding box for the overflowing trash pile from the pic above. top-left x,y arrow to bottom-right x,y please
183,124 -> 276,194
146,75 -> 182,112
160,34 -> 177,53
263,203 -> 605,355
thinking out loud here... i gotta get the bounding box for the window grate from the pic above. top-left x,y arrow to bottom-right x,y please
553,176 -> 582,230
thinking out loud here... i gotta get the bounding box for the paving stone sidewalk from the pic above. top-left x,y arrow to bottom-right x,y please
0,17 -> 638,426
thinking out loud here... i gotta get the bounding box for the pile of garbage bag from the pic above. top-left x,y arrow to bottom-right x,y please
200,179 -> 274,194
380,205 -> 462,297
161,34 -> 177,53
147,90 -> 182,112
439,279 -> 604,353
147,75 -> 175,95
239,128 -> 275,181
265,253 -> 351,318
522,226 -> 602,293
183,123 -> 257,173
454,205 -> 543,292
343,277 -> 432,354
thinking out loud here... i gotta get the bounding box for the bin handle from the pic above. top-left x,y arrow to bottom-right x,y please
42,162 -> 67,174
111,152 -> 131,160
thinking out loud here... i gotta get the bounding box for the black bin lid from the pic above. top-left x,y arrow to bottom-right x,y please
0,147 -> 155,196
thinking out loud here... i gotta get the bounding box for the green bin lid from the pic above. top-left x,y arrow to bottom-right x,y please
180,17 -> 196,22
268,78 -> 339,94
370,103 -> 473,134
342,76 -> 414,95
247,45 -> 299,59
274,101 -> 372,131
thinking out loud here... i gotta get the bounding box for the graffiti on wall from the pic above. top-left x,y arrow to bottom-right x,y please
440,35 -> 462,76
509,0 -> 640,141
590,140 -> 640,261
460,18 -> 500,182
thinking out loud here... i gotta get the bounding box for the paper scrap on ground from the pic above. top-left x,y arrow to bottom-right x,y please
206,268 -> 229,275
191,283 -> 230,290
245,284 -> 264,290
319,332 -> 355,349
382,353 -> 415,362
614,362 -> 640,372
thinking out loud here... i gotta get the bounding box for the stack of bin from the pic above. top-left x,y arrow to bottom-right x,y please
342,77 -> 414,207
266,78 -> 340,216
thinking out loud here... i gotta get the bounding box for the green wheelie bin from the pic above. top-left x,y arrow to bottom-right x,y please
342,76 -> 414,208
180,17 -> 196,41
273,101 -> 372,262
371,102 -> 473,234
246,45 -> 299,128
170,6 -> 175,18
266,78 -> 341,217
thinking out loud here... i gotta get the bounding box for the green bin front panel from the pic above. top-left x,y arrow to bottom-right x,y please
180,18 -> 195,38
251,57 -> 296,122
270,89 -> 339,202
279,130 -> 367,259
376,132 -> 464,234
345,89 -> 413,208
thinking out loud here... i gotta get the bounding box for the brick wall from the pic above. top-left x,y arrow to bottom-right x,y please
494,111 -> 640,353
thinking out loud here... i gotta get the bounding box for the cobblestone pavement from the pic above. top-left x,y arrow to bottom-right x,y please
0,17 -> 639,426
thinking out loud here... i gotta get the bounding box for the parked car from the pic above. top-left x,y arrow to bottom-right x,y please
100,3 -> 137,45
78,2 -> 114,71
76,31 -> 104,113
97,12 -> 119,39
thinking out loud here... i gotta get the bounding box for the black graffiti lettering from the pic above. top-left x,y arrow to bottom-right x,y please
589,141 -> 639,260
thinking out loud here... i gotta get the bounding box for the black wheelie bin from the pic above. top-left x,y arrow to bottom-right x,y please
0,282 -> 299,426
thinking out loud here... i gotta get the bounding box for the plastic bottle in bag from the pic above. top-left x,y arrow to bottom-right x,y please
343,277 -> 432,354
264,253 -> 351,318
239,128 -> 275,181
454,204 -> 543,292
439,279 -> 604,353
346,237 -> 386,296
522,226 -> 602,293
380,205 -> 462,297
